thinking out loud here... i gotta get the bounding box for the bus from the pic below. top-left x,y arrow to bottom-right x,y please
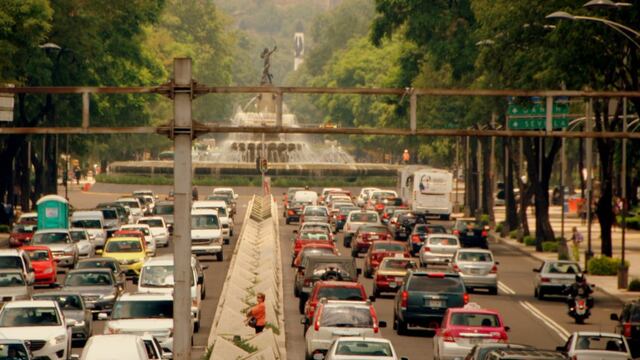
398,167 -> 453,220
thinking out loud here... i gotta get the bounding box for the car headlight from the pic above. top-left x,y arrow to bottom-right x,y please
49,334 -> 66,345
100,294 -> 116,301
74,321 -> 85,327
43,267 -> 53,274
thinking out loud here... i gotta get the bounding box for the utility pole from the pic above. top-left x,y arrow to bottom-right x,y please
619,97 -> 629,288
585,100 -> 593,268
172,58 -> 193,360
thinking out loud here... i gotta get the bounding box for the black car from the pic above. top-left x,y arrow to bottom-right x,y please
452,218 -> 489,249
395,212 -> 418,240
611,301 -> 640,358
285,201 -> 311,224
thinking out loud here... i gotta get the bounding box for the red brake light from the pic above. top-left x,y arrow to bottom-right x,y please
453,229 -> 460,235
490,265 -> 498,274
400,290 -> 408,309
463,293 -> 470,304
427,273 -> 445,278
288,209 -> 295,216
314,306 -> 322,331
481,230 -> 488,237
541,277 -> 550,283
442,330 -> 456,342
411,235 -> 421,244
624,323 -> 632,337
421,246 -> 431,252
452,265 -> 461,273
370,307 -> 379,333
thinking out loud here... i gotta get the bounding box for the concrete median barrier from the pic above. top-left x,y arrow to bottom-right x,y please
207,195 -> 286,359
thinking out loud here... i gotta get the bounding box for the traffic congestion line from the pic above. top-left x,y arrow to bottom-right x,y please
520,300 -> 571,340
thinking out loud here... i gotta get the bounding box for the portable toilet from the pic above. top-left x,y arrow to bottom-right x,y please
36,195 -> 69,230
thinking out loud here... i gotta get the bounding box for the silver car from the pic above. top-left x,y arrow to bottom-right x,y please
0,269 -> 31,304
450,248 -> 498,295
32,229 -> 79,268
558,331 -> 631,360
69,228 -> 95,258
419,234 -> 461,266
533,260 -> 582,300
303,206 -> 330,224
33,292 -> 93,344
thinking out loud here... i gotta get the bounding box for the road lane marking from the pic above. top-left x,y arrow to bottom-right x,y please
498,281 -> 516,295
520,301 -> 570,340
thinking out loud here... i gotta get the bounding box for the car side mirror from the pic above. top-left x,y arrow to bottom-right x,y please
504,326 -> 510,332
368,295 -> 376,302
533,268 -> 540,273
197,276 -> 204,285
495,261 -> 500,265
95,249 -> 103,255
65,319 -> 77,327
356,268 -> 362,276
378,320 -> 387,328
611,313 -> 620,321
98,312 -> 109,321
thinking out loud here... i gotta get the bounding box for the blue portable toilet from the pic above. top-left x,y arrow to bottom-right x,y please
36,195 -> 69,230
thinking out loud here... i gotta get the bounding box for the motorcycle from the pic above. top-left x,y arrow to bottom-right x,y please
568,295 -> 591,324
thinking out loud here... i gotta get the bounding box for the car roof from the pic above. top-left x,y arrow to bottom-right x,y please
20,245 -> 51,251
106,236 -> 142,242
34,229 -> 70,234
3,300 -> 57,308
143,254 -> 196,266
457,248 -> 492,254
0,268 -> 24,274
426,234 -> 458,238
72,210 -> 104,217
334,336 -> 391,344
193,200 -> 227,207
572,331 -> 624,337
138,216 -> 164,221
78,257 -> 118,263
347,210 -> 378,215
544,260 -> 579,264
447,306 -> 501,315
191,208 -> 218,215
68,268 -> 113,274
69,228 -> 88,232
155,201 -> 173,205
118,197 -> 139,202
0,249 -> 22,256
118,292 -> 173,301
315,281 -> 363,288
323,300 -> 370,308
122,224 -> 150,228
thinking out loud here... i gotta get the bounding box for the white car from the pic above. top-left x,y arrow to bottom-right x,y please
324,337 -> 406,360
102,292 -> 178,352
0,300 -> 75,360
0,249 -> 35,285
190,209 -> 223,261
356,187 -> 379,207
70,211 -> 107,248
343,210 -> 380,248
304,300 -> 385,359
69,228 -> 95,258
119,224 -> 157,256
419,234 -> 460,266
137,217 -> 170,248
137,254 -> 205,332
558,331 -> 632,360
192,200 -> 233,243
320,188 -> 343,204
78,334 -> 149,360
117,198 -> 144,223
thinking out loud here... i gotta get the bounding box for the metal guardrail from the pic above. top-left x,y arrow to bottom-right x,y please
206,195 -> 286,359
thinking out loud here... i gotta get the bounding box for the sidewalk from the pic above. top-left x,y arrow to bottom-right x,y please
494,206 -> 640,302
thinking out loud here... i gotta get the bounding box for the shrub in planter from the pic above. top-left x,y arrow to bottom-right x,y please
524,235 -> 536,246
495,222 -> 504,234
0,224 -> 9,233
587,256 -> 628,276
479,214 -> 490,226
628,278 -> 640,292
509,230 -> 518,239
542,241 -> 559,253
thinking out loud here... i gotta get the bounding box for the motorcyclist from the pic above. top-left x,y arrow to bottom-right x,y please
564,273 -> 594,309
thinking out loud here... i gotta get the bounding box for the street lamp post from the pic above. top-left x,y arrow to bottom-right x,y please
546,11 -> 640,49
619,97 -> 629,288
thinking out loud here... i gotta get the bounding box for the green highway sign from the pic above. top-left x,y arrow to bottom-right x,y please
509,117 -> 569,130
508,101 -> 570,130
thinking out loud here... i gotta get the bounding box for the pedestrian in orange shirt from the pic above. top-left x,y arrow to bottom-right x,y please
246,292 -> 266,333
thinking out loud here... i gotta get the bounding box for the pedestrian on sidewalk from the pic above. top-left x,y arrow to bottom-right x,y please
245,292 -> 266,334
570,226 -> 583,262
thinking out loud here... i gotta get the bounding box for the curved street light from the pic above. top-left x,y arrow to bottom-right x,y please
546,11 -> 640,49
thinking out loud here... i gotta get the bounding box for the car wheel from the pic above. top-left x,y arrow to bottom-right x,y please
230,229 -> 234,237
351,249 -> 358,258
364,267 -> 372,279
294,286 -> 300,298
285,218 -> 290,225
373,287 -> 380,298
202,287 -> 206,299
489,286 -> 498,295
537,288 -> 545,300
224,238 -> 229,245
298,297 -> 306,314
534,287 -> 538,297
194,320 -> 200,333
216,252 -> 223,261
397,317 -> 408,335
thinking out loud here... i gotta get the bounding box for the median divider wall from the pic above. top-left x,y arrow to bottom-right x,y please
207,195 -> 286,360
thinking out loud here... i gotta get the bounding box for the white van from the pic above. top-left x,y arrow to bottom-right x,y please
400,167 -> 453,219
190,209 -> 223,261
293,190 -> 318,205
70,210 -> 107,247
192,200 -> 233,243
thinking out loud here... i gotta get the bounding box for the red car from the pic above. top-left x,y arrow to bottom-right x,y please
291,230 -> 333,260
363,241 -> 410,278
351,225 -> 393,257
302,281 -> 368,333
292,243 -> 338,268
434,305 -> 509,359
8,223 -> 36,248
21,245 -> 57,286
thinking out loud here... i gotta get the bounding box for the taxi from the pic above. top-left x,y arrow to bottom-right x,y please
372,256 -> 417,298
97,237 -> 147,279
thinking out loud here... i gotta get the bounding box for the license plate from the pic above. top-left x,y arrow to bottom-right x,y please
466,231 -> 474,236
370,235 -> 379,240
395,277 -> 404,282
427,300 -> 443,308
470,269 -> 482,274
469,338 -> 482,345
389,282 -> 397,288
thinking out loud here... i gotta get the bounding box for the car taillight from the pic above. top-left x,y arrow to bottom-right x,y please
441,330 -> 456,342
463,293 -> 469,304
306,303 -> 316,318
314,306 -> 323,331
453,229 -> 460,235
339,215 -> 346,220
481,230 -> 488,237
421,246 -> 431,252
411,235 -> 421,244
490,264 -> 498,273
288,209 -> 295,216
540,277 -> 550,283
400,290 -> 408,309
452,264 -> 461,273
623,323 -> 632,337
370,307 -> 380,333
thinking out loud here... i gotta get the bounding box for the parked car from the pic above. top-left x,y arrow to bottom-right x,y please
611,300 -> 640,358
0,269 -> 31,304
304,299 -> 385,360
137,217 -> 170,248
343,210 -> 380,248
302,281 -> 368,334
351,225 -> 393,257
324,337 -> 405,360
533,260 -> 582,300
32,229 -> 79,268
372,257 -> 417,298
62,268 -> 123,316
0,249 -> 35,285
32,292 -> 93,345
433,304 -> 509,360
98,237 -> 147,279
364,241 -> 410,278
21,245 -> 57,287
8,223 -> 36,248
556,331 -> 631,360
78,334 -> 150,360
419,234 -> 461,267
75,257 -> 126,289
393,271 -> 468,334
0,300 -> 75,360
69,228 -> 95,258
450,249 -> 499,295
452,218 -> 489,249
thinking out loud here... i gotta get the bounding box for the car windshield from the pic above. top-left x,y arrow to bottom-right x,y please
191,214 -> 219,229
320,306 -> 373,328
71,220 -> 102,229
33,295 -> 83,311
138,219 -> 163,228
122,201 -> 139,208
33,232 -> 70,244
76,260 -> 117,272
575,335 -> 627,352
70,231 -> 88,242
101,210 -> 118,220
305,208 -> 327,216
546,262 -> 580,274
301,224 -> 329,232
317,287 -> 363,301
155,204 -> 173,215
0,343 -> 29,359
458,252 -> 493,262
429,237 -> 459,246
301,248 -> 334,258
339,207 -> 360,215
10,224 -> 33,233
0,307 -> 60,327
0,273 -> 25,287
380,259 -> 415,270
0,257 -> 21,269
111,300 -> 173,320
408,276 -> 464,292
300,232 -> 329,241
349,213 -> 378,223
105,240 -> 142,253
121,227 -> 150,236
140,265 -> 191,287
450,312 -> 500,327
26,250 -> 50,261
373,243 -> 405,252
335,340 -> 392,357
65,272 -> 113,286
